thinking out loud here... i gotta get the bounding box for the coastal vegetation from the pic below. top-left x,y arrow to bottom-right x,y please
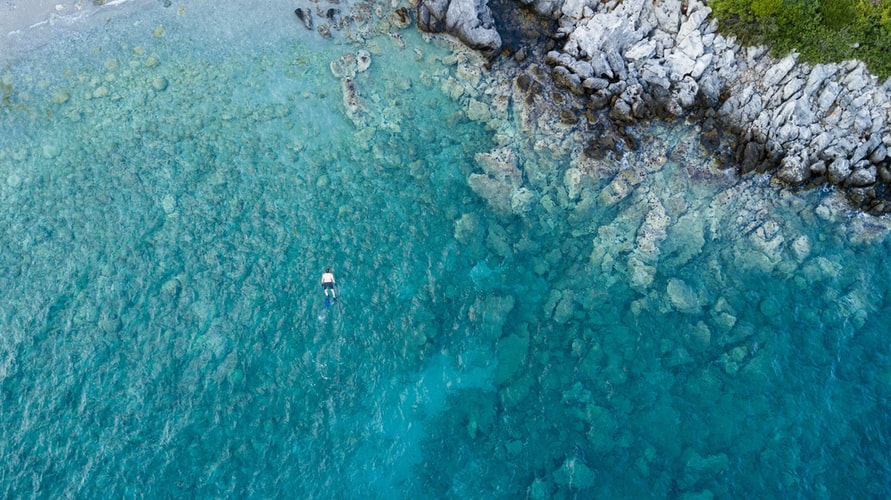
707,0 -> 891,79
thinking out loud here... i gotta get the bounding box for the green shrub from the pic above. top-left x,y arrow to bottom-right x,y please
751,0 -> 782,20
818,0 -> 869,29
706,0 -> 891,79
710,0 -> 754,18
883,3 -> 891,25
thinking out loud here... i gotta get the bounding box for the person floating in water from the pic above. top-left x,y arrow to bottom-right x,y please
321,268 -> 336,302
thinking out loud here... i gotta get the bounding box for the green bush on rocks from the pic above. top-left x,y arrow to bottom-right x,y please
708,0 -> 891,79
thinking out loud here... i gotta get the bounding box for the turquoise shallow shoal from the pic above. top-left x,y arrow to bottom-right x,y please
1,1 -> 890,497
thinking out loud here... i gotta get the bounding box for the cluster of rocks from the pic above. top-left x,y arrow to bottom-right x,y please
329,49 -> 373,126
292,0 -> 422,130
294,0 -> 414,40
417,0 -> 891,214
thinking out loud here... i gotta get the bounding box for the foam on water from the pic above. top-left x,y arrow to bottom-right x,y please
2,0 -> 891,497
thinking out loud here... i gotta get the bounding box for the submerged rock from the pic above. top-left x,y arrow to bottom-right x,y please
600,168 -> 645,206
331,53 -> 358,78
454,212 -> 482,244
553,457 -> 596,490
356,52 -> 371,74
666,278 -> 701,314
469,294 -> 516,339
341,76 -> 362,125
389,7 -> 413,29
494,325 -> 530,386
468,147 -> 528,216
294,8 -> 313,30
151,76 -> 169,92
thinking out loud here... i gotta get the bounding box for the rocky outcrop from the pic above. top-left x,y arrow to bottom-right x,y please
429,0 -> 891,214
542,0 -> 891,212
417,0 -> 503,57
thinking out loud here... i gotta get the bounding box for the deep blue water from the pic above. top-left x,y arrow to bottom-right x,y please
2,1 -> 891,497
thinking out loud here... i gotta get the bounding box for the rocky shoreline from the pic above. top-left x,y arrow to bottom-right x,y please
417,0 -> 891,215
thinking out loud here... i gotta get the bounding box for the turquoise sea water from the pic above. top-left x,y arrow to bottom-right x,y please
2,1 -> 891,497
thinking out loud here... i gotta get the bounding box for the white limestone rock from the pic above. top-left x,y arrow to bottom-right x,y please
625,39 -> 656,61
446,0 -> 502,54
777,154 -> 810,184
672,76 -> 699,110
827,157 -> 852,184
847,165 -> 876,187
418,0 -> 502,55
640,60 -> 670,89
677,3 -> 710,42
665,49 -> 697,80
651,0 -> 681,33
762,53 -> 797,88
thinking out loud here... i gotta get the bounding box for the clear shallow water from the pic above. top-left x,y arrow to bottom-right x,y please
2,1 -> 891,497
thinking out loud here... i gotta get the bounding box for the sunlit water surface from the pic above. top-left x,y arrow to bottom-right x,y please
2,1 -> 890,497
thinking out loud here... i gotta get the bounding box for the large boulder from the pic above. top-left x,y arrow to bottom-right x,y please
776,154 -> 810,184
418,0 -> 502,56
